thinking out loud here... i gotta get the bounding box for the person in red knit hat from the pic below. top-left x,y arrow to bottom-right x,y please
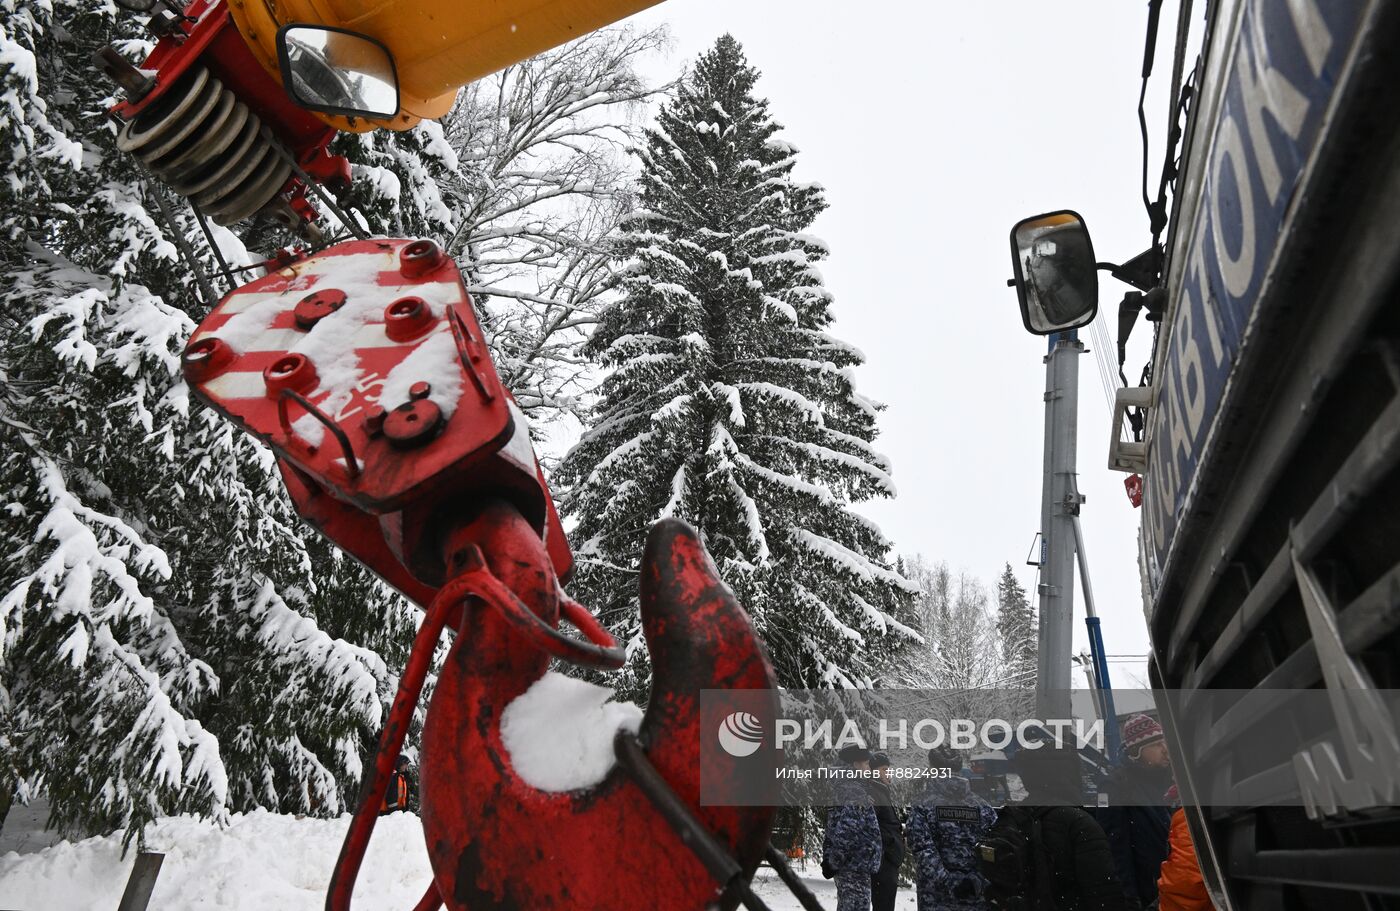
1099,714 -> 1174,910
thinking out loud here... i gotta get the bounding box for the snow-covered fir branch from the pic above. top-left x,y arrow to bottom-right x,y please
0,2 -> 413,844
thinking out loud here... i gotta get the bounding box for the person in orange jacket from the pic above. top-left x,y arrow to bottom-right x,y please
380,756 -> 413,815
1156,787 -> 1212,911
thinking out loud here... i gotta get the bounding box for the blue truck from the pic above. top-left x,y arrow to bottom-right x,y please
1011,1 -> 1400,906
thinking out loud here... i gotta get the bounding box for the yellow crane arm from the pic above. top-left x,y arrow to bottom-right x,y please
228,0 -> 663,131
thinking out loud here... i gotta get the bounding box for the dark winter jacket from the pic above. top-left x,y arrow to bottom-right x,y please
1028,802 -> 1128,911
823,776 -> 883,874
867,779 -> 905,870
1097,764 -> 1172,908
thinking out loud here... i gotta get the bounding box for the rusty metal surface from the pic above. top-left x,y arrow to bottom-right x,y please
420,518 -> 778,910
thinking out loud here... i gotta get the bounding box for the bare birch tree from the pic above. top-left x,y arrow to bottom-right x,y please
346,26 -> 670,429
439,26 -> 672,427
894,557 -> 1024,740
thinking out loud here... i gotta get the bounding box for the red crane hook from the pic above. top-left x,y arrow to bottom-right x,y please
327,503 -> 778,911
420,509 -> 778,910
178,238 -> 784,911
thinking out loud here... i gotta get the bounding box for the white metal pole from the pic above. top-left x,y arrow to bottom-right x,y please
1036,334 -> 1084,720
1071,514 -> 1097,621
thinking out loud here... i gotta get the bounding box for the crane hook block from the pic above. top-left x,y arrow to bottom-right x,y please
181,238 -> 572,599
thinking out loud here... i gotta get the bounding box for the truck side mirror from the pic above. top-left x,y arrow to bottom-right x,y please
277,24 -> 399,119
1009,210 -> 1099,335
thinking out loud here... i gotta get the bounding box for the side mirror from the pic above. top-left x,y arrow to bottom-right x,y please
276,24 -> 399,119
1010,210 -> 1099,335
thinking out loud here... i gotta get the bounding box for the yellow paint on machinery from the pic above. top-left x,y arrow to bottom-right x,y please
227,0 -> 662,132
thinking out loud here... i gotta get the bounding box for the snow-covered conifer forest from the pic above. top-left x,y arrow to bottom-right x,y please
0,4 -> 1033,850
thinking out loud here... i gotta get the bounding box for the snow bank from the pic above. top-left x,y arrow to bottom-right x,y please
0,812 -> 842,910
0,809 -> 432,911
500,672 -> 642,793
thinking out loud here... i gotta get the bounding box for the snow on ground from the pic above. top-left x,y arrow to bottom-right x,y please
0,810 -> 910,910
750,865 -> 919,910
0,810 -> 431,911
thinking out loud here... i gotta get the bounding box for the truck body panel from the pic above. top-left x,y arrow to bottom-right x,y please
1144,0 -> 1368,594
1140,0 -> 1400,907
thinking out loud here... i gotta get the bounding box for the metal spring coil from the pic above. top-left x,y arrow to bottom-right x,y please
118,66 -> 293,226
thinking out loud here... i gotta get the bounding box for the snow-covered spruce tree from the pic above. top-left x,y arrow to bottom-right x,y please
996,562 -> 1036,688
0,3 -> 413,843
559,35 -> 917,694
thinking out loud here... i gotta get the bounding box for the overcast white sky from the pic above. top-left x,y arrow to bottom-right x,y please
619,0 -> 1199,686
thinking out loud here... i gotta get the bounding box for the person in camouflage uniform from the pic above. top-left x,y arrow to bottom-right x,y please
906,747 -> 998,911
823,745 -> 883,911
